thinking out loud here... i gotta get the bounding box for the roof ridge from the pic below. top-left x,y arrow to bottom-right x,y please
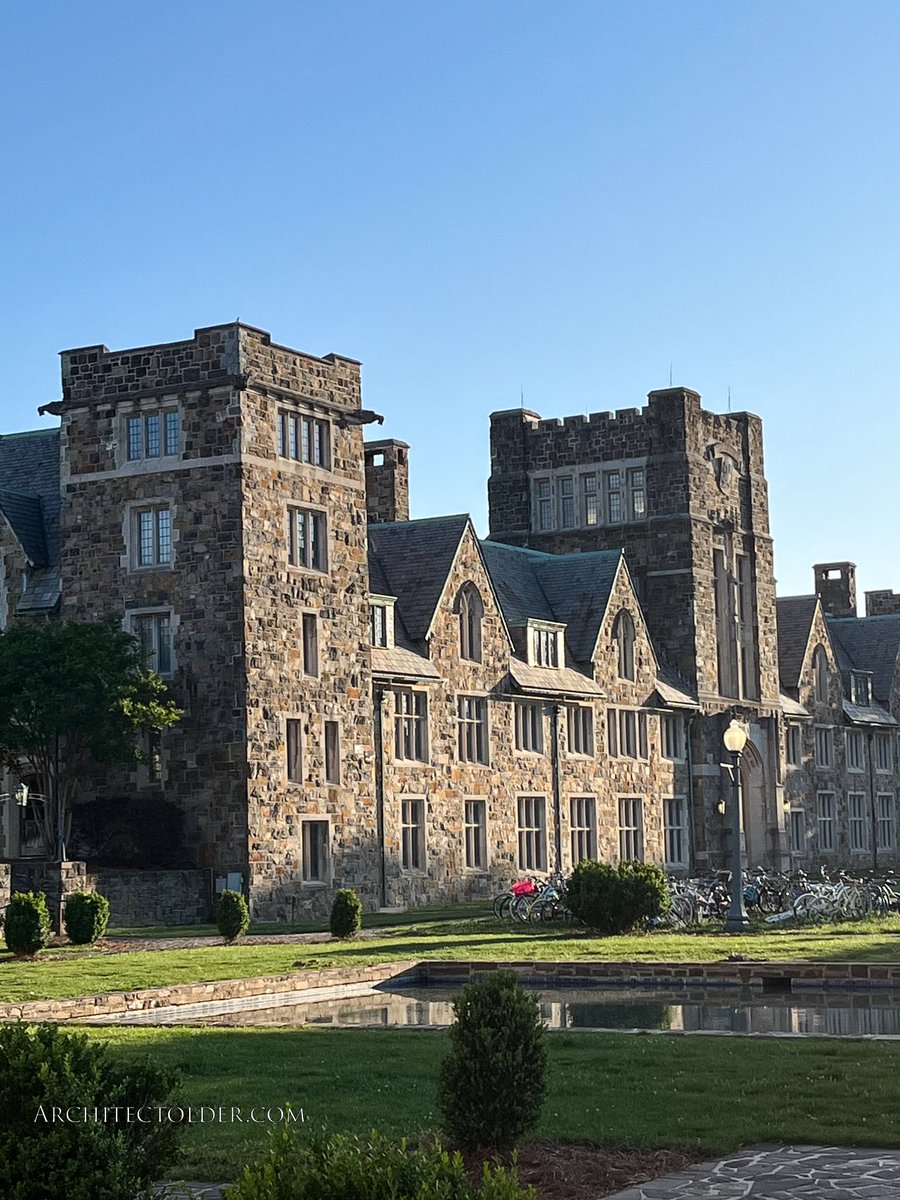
0,428 -> 59,440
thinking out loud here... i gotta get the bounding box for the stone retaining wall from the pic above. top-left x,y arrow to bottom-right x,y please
2,957 -> 899,1025
0,862 -> 9,913
90,868 -> 212,927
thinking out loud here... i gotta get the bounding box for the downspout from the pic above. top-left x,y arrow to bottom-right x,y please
373,686 -> 388,907
685,712 -> 697,872
551,703 -> 563,874
867,730 -> 878,873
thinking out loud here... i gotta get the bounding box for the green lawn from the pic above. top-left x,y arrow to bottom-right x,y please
91,1025 -> 900,1179
2,912 -> 900,1004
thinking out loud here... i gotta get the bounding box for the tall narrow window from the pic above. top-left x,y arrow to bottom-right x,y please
848,793 -> 868,852
145,729 -> 162,784
813,645 -> 829,703
559,477 -> 575,527
401,798 -> 426,871
662,714 -> 686,761
302,613 -> 319,677
133,612 -> 173,677
569,796 -> 597,865
287,507 -> 327,571
567,705 -> 594,756
370,604 -> 388,647
464,799 -> 487,870
628,467 -> 646,519
324,721 -> 340,785
536,479 -> 553,530
789,809 -> 806,854
817,792 -> 835,851
785,724 -> 802,767
736,555 -> 759,699
583,473 -> 598,526
517,796 -> 547,871
533,627 -> 560,667
286,719 -> 303,783
875,735 -> 893,773
614,610 -> 636,681
618,797 -> 644,861
126,409 -> 179,461
814,726 -> 833,768
394,690 -> 428,762
457,584 -> 484,663
846,731 -> 864,772
878,794 -> 895,851
605,471 -> 622,523
301,820 -> 329,883
458,696 -> 489,763
714,547 -> 737,697
514,702 -> 544,753
134,506 -> 173,568
663,796 -> 688,867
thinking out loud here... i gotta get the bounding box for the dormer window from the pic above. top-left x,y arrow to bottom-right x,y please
528,620 -> 565,668
849,672 -> 872,706
613,610 -> 636,680
370,596 -> 395,648
457,584 -> 483,663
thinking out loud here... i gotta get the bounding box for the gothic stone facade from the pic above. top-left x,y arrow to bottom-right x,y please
1,326 -> 898,919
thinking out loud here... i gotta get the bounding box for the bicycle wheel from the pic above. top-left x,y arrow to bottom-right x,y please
511,895 -> 534,922
492,892 -> 513,919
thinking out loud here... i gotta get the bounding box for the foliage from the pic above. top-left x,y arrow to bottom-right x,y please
3,891 -> 52,956
0,619 -> 182,855
564,859 -> 670,935
437,970 -> 548,1153
0,1022 -> 180,1200
64,892 -> 110,945
216,890 -> 250,942
70,795 -> 187,867
330,888 -> 363,939
225,1128 -> 536,1200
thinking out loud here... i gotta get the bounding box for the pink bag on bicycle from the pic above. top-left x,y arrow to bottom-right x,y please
512,880 -> 536,896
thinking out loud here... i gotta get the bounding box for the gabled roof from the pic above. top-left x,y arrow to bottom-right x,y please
367,515 -> 470,642
481,540 -> 621,664
0,428 -> 60,568
827,614 -> 900,705
775,595 -> 818,690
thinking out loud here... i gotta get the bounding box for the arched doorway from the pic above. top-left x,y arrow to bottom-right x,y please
740,739 -> 768,869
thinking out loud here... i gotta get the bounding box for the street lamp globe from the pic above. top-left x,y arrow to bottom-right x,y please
723,719 -> 748,755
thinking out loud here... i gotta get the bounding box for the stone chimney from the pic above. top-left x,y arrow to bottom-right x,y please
865,588 -> 900,617
814,562 -> 857,618
365,439 -> 409,523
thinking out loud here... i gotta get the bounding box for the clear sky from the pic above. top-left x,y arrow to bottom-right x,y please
2,1 -> 898,603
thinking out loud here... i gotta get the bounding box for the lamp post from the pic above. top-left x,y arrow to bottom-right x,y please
722,718 -> 750,933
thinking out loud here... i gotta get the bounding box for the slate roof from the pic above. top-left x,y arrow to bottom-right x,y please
828,614 -> 900,705
371,645 -> 443,681
367,515 -> 470,642
508,657 -> 605,697
842,699 -> 897,728
775,595 -> 818,690
0,490 -> 48,566
481,540 -> 622,663
0,428 -> 60,567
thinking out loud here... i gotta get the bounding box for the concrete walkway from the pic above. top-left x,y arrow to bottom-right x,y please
604,1144 -> 900,1199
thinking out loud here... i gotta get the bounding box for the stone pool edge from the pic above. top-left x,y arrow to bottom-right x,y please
4,957 -> 900,1023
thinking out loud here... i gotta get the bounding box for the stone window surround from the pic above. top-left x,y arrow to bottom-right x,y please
393,688 -> 430,765
136,727 -> 166,789
874,733 -> 894,774
568,794 -> 597,867
463,795 -> 489,873
456,691 -> 491,765
125,606 -> 177,678
516,793 -> 548,872
613,609 -> 636,682
514,699 -> 545,755
121,497 -> 176,573
814,724 -> 834,770
663,794 -> 689,868
116,399 -> 181,473
608,706 -> 650,761
845,730 -> 865,773
877,793 -> 896,851
812,644 -> 829,704
529,456 -> 649,532
566,703 -> 595,758
323,717 -> 341,786
817,790 -> 836,852
661,712 -> 687,763
369,595 -> 396,649
400,794 -> 427,874
848,792 -> 868,853
789,808 -> 806,855
527,619 -> 565,669
299,815 -> 332,887
276,406 -> 331,471
617,794 -> 645,862
283,714 -> 305,787
286,502 -> 328,574
785,722 -> 802,769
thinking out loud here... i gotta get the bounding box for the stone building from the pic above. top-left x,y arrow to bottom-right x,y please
0,323 -> 898,921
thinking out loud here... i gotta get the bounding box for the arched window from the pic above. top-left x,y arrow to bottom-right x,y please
614,610 -> 636,681
457,584 -> 484,663
813,645 -> 828,703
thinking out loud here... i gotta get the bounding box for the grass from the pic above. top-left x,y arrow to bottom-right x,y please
2,912 -> 900,1004
89,1024 -> 900,1179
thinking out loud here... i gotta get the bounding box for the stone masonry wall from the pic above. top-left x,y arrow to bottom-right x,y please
89,868 -> 211,926
866,589 -> 900,617
236,327 -> 379,920
364,440 -> 410,523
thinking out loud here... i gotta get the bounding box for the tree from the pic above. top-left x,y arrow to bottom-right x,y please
0,619 -> 181,858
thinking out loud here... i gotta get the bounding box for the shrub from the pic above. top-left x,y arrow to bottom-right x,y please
3,891 -> 52,956
564,859 -> 670,935
437,970 -> 548,1153
217,889 -> 250,942
226,1128 -> 536,1200
64,891 -> 110,945
0,1023 -> 180,1200
329,887 -> 363,939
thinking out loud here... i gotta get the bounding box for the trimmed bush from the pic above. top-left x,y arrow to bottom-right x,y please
0,1022 -> 180,1200
564,859 -> 670,935
438,970 -> 548,1153
330,887 -> 363,939
217,889 -> 250,942
226,1128 -> 536,1200
64,891 -> 110,945
3,891 -> 52,956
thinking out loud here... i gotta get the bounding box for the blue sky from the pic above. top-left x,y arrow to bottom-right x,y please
2,1 -> 898,601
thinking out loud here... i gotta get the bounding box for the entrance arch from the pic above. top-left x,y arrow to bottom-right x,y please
740,738 -> 768,869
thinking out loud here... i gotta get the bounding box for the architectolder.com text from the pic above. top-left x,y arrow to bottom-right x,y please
35,1105 -> 304,1125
